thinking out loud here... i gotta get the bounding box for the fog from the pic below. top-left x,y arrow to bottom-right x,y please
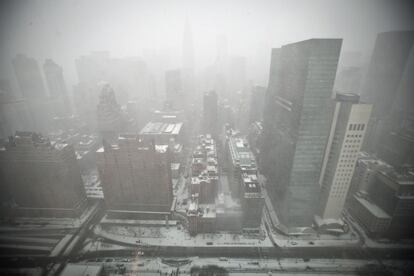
1,0 -> 413,87
0,1 -> 414,275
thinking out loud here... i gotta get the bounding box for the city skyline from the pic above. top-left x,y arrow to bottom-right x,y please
0,1 -> 413,275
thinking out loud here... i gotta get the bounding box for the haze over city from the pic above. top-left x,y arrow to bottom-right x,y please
0,1 -> 413,275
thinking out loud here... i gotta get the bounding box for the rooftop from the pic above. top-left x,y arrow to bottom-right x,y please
140,122 -> 183,135
228,137 -> 256,168
354,195 -> 391,219
60,263 -> 103,276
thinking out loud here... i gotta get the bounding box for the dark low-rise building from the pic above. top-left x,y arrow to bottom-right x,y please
0,132 -> 86,218
97,134 -> 173,219
349,168 -> 414,238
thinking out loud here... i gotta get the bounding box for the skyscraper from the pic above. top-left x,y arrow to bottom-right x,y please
12,54 -> 46,99
43,59 -> 71,114
202,91 -> 218,137
165,69 -> 183,110
96,83 -> 125,143
361,31 -> 414,153
261,39 -> 342,231
375,42 -> 414,169
361,31 -> 414,120
248,85 -> 266,124
318,93 -> 372,221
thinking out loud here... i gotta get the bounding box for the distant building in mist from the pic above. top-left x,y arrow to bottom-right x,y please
165,69 -> 184,110
202,91 -> 218,137
227,56 -> 247,100
261,39 -> 342,232
12,54 -> 47,99
247,121 -> 263,158
0,132 -> 86,218
97,134 -> 173,218
0,86 -> 32,138
11,55 -> 65,133
361,31 -> 414,153
248,85 -> 266,124
74,52 -> 152,125
43,59 -> 71,114
96,83 -> 125,143
317,93 -> 371,222
0,78 -> 13,97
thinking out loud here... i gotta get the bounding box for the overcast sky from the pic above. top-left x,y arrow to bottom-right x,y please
1,0 -> 413,88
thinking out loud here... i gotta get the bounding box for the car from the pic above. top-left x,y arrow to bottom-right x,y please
206,242 -> 213,245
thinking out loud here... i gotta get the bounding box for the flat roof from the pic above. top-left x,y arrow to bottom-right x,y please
355,196 -> 391,219
60,264 -> 102,276
140,122 -> 183,135
228,137 -> 256,168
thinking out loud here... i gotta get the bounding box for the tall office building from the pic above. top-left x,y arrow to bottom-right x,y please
361,31 -> 414,153
261,39 -> 342,231
227,56 -> 247,100
375,43 -> 414,169
0,94 -> 32,139
318,93 -> 372,221
12,54 -> 46,99
361,31 -> 414,120
43,59 -> 71,114
97,134 -> 173,218
202,91 -> 218,137
260,48 -> 281,175
248,85 -> 266,124
0,132 -> 86,218
96,83 -> 125,143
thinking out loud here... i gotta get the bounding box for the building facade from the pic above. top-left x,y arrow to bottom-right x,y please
318,93 -> 372,220
361,31 -> 414,153
43,59 -> 71,114
349,169 -> 414,238
261,39 -> 342,230
97,134 -> 173,218
12,54 -> 46,99
202,91 -> 218,137
96,83 -> 125,143
0,132 -> 86,218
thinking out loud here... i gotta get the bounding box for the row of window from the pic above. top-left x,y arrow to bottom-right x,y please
348,123 -> 365,131
347,134 -> 363,138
